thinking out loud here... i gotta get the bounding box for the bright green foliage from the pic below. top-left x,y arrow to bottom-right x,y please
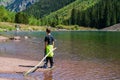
43,0 -> 120,29
0,0 -> 120,29
0,6 -> 15,22
43,0 -> 100,26
0,6 -> 40,26
24,0 -> 75,18
29,16 -> 41,26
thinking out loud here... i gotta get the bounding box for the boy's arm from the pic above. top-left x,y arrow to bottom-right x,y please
53,41 -> 54,48
44,36 -> 48,49
45,41 -> 48,49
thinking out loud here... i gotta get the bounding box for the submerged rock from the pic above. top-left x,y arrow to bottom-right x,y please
0,36 -> 9,42
9,36 -> 21,40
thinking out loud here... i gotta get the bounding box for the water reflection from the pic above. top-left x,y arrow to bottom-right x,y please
1,31 -> 120,61
0,31 -> 120,80
43,71 -> 53,80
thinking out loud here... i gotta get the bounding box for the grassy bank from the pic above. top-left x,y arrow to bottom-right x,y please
0,22 -> 47,31
0,22 -> 96,31
56,25 -> 96,31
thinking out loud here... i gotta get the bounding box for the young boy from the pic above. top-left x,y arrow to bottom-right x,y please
44,28 -> 55,68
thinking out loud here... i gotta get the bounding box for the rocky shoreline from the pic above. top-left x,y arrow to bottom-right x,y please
101,23 -> 120,31
0,36 -> 21,42
0,36 -> 9,42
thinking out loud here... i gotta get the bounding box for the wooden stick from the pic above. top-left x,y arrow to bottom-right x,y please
24,47 -> 57,76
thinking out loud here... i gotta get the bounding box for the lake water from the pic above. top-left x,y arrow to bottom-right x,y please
0,31 -> 120,80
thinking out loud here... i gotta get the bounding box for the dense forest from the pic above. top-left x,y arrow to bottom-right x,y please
0,0 -> 120,29
43,0 -> 120,29
24,0 -> 75,18
42,0 -> 100,27
70,0 -> 120,29
0,6 -> 40,25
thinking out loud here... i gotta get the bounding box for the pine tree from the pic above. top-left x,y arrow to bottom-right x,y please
70,8 -> 77,25
15,12 -> 29,24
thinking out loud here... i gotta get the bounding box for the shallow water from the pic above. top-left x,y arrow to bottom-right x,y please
0,60 -> 119,80
0,31 -> 120,80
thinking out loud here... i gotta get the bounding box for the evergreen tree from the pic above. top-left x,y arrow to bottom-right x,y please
69,0 -> 120,29
70,8 -> 77,25
15,12 -> 29,24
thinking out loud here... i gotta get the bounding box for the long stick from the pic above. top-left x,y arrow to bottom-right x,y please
24,47 -> 56,76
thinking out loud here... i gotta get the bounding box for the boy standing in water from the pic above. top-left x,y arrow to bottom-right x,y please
44,28 -> 55,68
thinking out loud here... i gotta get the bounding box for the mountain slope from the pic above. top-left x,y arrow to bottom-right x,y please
0,0 -> 38,12
24,0 -> 75,18
6,0 -> 38,12
45,0 -> 100,21
42,0 -> 100,26
43,0 -> 120,29
0,0 -> 14,6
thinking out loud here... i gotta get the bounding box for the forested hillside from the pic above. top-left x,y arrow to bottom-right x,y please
0,6 -> 15,22
0,0 -> 120,29
70,0 -> 120,29
43,0 -> 120,29
42,0 -> 100,27
0,6 -> 40,25
24,0 -> 75,18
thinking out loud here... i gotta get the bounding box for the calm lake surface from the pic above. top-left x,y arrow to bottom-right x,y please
1,31 -> 120,61
0,31 -> 120,80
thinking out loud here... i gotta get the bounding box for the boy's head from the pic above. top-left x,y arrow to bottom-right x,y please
46,28 -> 51,34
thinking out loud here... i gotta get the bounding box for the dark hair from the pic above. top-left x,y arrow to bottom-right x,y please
46,28 -> 51,33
